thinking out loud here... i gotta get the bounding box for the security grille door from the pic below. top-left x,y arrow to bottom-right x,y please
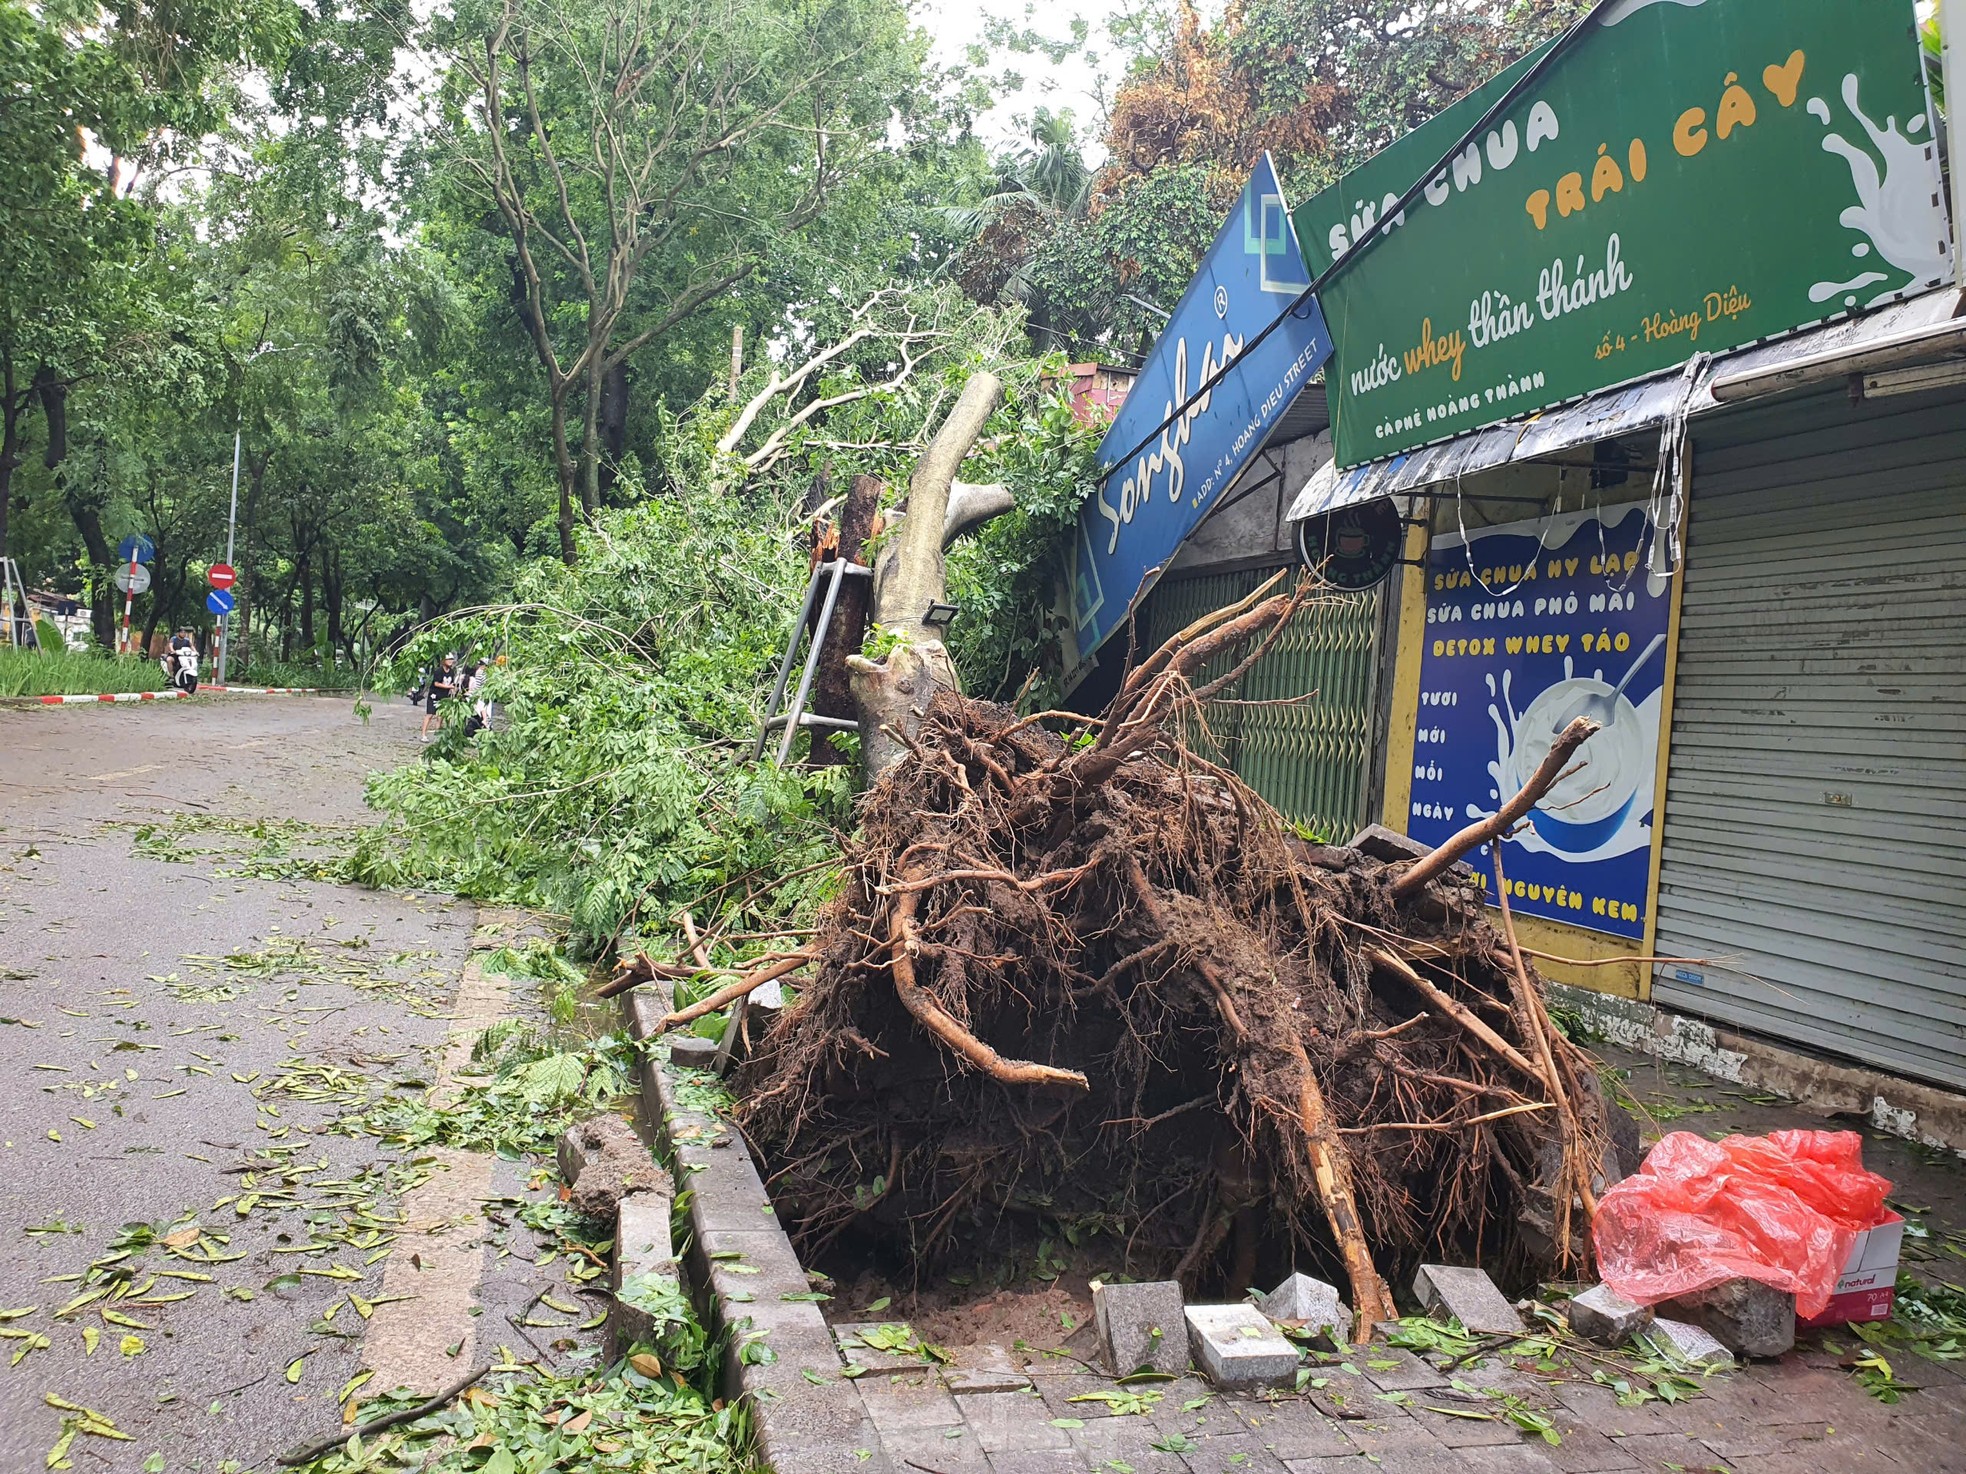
1139,568 -> 1383,843
1653,386 -> 1966,1088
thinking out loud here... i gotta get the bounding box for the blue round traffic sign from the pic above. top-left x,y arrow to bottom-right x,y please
206,588 -> 236,615
117,534 -> 156,564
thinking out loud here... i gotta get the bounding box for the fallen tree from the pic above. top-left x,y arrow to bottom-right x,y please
720,582 -> 1631,1336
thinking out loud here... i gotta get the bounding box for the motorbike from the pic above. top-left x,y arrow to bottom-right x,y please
161,646 -> 200,694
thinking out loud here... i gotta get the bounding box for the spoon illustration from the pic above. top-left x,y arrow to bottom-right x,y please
1554,632 -> 1666,733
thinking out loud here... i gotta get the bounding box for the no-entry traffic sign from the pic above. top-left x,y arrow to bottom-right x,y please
207,588 -> 237,616
208,563 -> 237,590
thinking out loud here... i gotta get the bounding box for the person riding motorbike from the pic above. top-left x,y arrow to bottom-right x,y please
161,628 -> 201,693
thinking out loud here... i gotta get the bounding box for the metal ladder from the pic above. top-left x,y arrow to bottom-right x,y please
1,558 -> 34,649
751,558 -> 872,764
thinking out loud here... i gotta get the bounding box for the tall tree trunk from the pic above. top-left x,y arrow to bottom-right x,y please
807,473 -> 883,768
0,362 -> 21,567
297,551 -> 315,655
580,355 -> 603,518
550,392 -> 578,564
597,359 -> 628,504
60,464 -> 116,648
848,373 -> 1004,778
324,552 -> 346,666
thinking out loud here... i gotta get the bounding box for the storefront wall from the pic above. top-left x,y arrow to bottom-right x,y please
1378,381 -> 1966,1085
1652,382 -> 1966,1089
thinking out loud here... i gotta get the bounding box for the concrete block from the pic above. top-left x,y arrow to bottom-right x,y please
615,1191 -> 675,1276
1661,1277 -> 1794,1358
941,1342 -> 1029,1394
1645,1316 -> 1735,1367
1566,1284 -> 1653,1345
557,1112 -> 668,1219
1346,823 -> 1431,863
669,1034 -> 719,1068
1183,1303 -> 1300,1389
1091,1279 -> 1188,1376
626,986 -> 668,1040
854,1379 -> 963,1435
609,1263 -> 687,1359
1410,1264 -> 1525,1335
1256,1272 -> 1353,1348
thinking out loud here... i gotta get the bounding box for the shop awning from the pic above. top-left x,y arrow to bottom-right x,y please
1286,289 -> 1965,523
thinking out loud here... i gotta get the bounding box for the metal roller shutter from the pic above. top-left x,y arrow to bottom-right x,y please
1652,386 -> 1966,1088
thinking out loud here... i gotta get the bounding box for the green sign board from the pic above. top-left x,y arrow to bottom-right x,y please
1296,0 -> 1951,469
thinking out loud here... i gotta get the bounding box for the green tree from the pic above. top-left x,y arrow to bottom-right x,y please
423,0 -> 927,562
0,0 -> 298,565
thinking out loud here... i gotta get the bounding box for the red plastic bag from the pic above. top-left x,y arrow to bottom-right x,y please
1594,1129 -> 1892,1319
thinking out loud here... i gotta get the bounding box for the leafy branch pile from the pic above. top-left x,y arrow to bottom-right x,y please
735,585 -> 1628,1325
351,481 -> 850,954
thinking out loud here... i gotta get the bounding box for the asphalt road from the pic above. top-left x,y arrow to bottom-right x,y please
0,696 -> 514,1473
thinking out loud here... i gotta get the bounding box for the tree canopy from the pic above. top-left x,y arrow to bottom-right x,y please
1,0 -> 1580,675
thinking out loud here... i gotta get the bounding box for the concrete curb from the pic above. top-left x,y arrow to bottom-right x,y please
619,984 -> 891,1474
9,689 -> 188,706
1,685 -> 327,707
1553,982 -> 1966,1155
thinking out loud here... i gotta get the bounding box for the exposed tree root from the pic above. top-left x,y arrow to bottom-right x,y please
735,585 -> 1621,1335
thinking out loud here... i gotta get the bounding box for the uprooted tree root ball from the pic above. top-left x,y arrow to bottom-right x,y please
723,582 -> 1631,1337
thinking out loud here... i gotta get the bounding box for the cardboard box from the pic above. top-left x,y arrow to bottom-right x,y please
1798,1212 -> 1905,1329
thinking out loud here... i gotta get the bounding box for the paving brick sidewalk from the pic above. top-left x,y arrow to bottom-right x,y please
820,1046 -> 1966,1474
840,1336 -> 1966,1473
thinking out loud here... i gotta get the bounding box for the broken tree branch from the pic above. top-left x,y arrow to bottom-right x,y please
277,1364 -> 491,1466
653,952 -> 816,1027
1391,717 -> 1599,899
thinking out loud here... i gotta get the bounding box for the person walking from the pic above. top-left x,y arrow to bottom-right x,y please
420,653 -> 458,742
463,662 -> 492,735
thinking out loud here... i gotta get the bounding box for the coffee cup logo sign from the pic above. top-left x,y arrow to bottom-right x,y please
1295,0 -> 1952,469
1296,496 -> 1403,592
1407,504 -> 1670,941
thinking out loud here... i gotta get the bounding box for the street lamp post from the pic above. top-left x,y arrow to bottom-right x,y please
217,415 -> 244,686
215,342 -> 292,687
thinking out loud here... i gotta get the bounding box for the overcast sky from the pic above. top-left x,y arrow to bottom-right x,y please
918,0 -> 1115,152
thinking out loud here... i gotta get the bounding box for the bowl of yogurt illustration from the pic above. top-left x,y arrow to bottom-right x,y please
1505,676 -> 1648,853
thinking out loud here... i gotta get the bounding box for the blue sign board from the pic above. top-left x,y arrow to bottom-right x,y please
206,588 -> 236,616
1070,154 -> 1332,659
117,534 -> 155,565
1405,504 -> 1670,941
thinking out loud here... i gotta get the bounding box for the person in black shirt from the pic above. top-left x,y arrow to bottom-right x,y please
420,653 -> 458,742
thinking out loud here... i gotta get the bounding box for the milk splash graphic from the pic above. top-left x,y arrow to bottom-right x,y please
1807,73 -> 1952,307
1471,659 -> 1660,864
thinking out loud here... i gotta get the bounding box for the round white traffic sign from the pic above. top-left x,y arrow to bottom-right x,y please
113,563 -> 152,596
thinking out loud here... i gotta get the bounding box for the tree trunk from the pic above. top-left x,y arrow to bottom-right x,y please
597,359 -> 628,504
323,551 -> 346,666
550,392 -> 578,563
298,550 -> 315,655
579,355 -> 604,518
0,363 -> 20,567
808,474 -> 883,768
60,466 -> 116,648
848,372 -> 1004,779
